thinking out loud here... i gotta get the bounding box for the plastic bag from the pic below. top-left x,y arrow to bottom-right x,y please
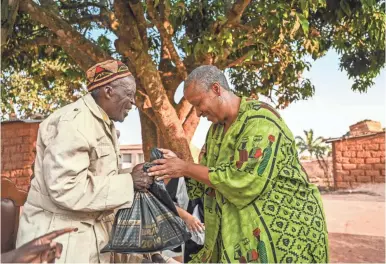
101,148 -> 191,254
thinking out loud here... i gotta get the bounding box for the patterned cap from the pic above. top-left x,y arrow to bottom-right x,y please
86,60 -> 132,91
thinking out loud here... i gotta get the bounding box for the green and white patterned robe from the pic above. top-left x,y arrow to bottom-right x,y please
186,97 -> 329,263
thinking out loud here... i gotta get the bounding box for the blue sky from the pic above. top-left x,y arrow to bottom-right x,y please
115,50 -> 385,149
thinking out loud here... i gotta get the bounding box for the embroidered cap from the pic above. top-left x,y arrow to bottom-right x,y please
86,60 -> 132,92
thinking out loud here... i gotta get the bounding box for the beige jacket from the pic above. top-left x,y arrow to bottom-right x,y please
16,94 -> 134,263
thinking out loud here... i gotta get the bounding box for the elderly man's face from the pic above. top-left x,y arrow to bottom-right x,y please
184,82 -> 223,124
107,77 -> 136,122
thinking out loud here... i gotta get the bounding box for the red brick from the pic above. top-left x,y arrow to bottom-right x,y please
349,158 -> 365,164
357,176 -> 371,183
365,170 -> 380,177
343,175 -> 356,182
336,169 -> 350,176
380,144 -> 385,151
23,153 -> 35,161
2,139 -> 12,146
342,164 -> 356,170
374,176 -> 385,183
335,175 -> 344,182
371,151 -> 384,158
336,163 -> 342,170
3,163 -> 12,170
347,145 -> 359,151
11,153 -> 23,162
374,136 -> 385,143
364,144 -> 379,151
382,170 -> 385,176
336,182 -> 350,188
17,129 -> 30,136
336,156 -> 347,163
343,151 -> 355,157
4,146 -> 16,154
1,155 -> 11,163
373,164 -> 385,170
357,152 -> 372,158
335,143 -> 344,151
366,158 -> 381,164
351,170 -> 365,176
335,151 -> 342,158
14,137 -> 23,145
381,157 -> 385,163
357,164 -> 373,170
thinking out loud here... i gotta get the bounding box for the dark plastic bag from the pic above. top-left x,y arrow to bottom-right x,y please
101,148 -> 191,254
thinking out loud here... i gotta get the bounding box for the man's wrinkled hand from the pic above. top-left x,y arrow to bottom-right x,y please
131,163 -> 153,191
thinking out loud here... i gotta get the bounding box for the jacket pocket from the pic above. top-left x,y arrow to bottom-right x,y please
47,214 -> 92,263
95,146 -> 111,158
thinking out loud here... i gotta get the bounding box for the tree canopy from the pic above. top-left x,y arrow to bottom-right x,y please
1,0 -> 385,159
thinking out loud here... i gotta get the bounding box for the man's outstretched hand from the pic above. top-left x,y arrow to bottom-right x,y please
2,227 -> 77,263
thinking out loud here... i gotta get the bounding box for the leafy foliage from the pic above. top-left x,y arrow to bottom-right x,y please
1,0 -> 385,119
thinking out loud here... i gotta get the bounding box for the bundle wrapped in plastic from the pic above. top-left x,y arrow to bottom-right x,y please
101,148 -> 191,254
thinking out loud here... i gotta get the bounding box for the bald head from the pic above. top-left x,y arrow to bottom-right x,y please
184,65 -> 230,93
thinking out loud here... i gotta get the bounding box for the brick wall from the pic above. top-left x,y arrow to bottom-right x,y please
1,121 -> 40,191
332,132 -> 385,189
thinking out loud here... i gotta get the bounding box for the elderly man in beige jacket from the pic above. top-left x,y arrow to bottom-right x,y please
16,60 -> 153,263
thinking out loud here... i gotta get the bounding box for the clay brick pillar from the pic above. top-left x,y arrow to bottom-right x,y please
1,121 -> 40,191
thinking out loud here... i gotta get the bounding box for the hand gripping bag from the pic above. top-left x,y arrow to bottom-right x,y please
101,148 -> 191,253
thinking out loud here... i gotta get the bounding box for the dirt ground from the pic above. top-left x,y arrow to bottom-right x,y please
322,184 -> 385,263
329,233 -> 385,263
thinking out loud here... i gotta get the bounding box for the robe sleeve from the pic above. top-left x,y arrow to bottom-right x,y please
208,116 -> 282,209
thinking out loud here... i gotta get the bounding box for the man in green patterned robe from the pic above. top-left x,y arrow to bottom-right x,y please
148,65 -> 329,263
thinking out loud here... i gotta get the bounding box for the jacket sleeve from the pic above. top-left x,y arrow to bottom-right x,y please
208,117 -> 282,209
42,120 -> 134,212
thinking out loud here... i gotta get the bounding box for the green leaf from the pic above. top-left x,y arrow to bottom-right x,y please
340,0 -> 351,16
154,0 -> 160,8
300,0 -> 308,11
298,14 -> 309,35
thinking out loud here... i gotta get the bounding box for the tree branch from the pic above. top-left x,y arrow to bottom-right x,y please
19,0 -> 111,69
146,0 -> 187,81
224,0 -> 251,27
128,0 -> 149,50
176,97 -> 192,121
224,51 -> 252,68
59,2 -> 107,9
183,107 -> 199,143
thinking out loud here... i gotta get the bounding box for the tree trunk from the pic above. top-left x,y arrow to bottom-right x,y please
139,111 -> 158,161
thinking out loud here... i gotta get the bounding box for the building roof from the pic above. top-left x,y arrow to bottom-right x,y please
120,144 -> 143,150
325,131 -> 385,143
